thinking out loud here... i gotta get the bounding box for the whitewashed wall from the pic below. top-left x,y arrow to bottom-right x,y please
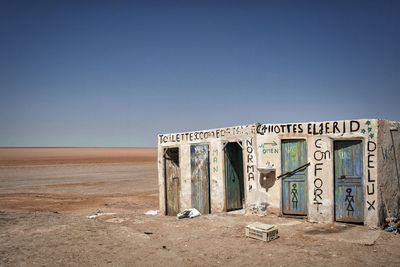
157,119 -> 397,226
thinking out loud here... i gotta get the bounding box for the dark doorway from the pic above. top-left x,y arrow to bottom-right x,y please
164,148 -> 180,216
224,142 -> 244,211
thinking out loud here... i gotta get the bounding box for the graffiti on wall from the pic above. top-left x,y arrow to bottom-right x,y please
360,120 -> 377,211
246,138 -> 255,191
367,140 -> 377,211
159,125 -> 254,144
258,141 -> 279,154
360,120 -> 375,140
256,120 -> 378,213
212,149 -> 218,173
257,120 -> 361,136
313,139 -> 330,213
381,145 -> 395,161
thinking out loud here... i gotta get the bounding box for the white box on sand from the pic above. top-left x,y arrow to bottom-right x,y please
245,222 -> 278,242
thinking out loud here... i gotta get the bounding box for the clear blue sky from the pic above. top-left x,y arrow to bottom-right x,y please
0,0 -> 399,147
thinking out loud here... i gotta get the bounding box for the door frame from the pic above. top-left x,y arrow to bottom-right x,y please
223,141 -> 245,211
163,147 -> 180,216
280,138 -> 308,217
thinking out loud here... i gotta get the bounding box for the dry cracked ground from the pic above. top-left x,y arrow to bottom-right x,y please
0,148 -> 399,266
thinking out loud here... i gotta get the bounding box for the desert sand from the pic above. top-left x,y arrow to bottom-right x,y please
0,147 -> 158,216
0,147 -> 399,266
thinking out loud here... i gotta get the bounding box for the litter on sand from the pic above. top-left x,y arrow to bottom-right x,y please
87,210 -> 116,219
145,210 -> 160,215
245,222 -> 279,242
385,225 -> 398,232
177,208 -> 201,219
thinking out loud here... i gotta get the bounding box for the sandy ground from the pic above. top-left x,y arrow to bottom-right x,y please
0,148 -> 158,216
0,147 -> 399,266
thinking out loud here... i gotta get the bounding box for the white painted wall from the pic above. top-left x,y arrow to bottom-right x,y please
158,119 -> 397,226
377,120 -> 400,225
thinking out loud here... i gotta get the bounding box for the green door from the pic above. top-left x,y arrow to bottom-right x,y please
225,142 -> 244,211
281,139 -> 307,215
334,140 -> 364,223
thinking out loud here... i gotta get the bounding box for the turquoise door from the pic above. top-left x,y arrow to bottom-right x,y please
191,144 -> 210,214
334,140 -> 364,223
282,139 -> 307,215
225,142 -> 244,211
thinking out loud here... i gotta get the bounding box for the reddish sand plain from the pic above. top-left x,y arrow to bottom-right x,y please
0,147 -> 156,166
0,147 -> 158,215
0,147 -> 399,266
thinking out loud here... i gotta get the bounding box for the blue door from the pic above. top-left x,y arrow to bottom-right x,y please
281,139 -> 307,215
191,144 -> 210,214
334,140 -> 364,223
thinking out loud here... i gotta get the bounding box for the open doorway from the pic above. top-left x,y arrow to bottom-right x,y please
164,147 -> 180,216
224,142 -> 244,211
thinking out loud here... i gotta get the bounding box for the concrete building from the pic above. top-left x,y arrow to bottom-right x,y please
157,119 -> 400,226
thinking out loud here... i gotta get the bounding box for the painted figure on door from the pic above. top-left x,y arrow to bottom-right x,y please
291,183 -> 298,209
345,188 -> 354,215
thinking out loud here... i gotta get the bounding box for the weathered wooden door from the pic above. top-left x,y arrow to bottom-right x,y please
334,140 -> 364,223
164,148 -> 180,216
191,144 -> 210,214
281,139 -> 307,215
225,142 -> 244,211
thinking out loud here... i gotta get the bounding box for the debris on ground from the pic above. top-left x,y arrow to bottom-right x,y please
385,225 -> 398,232
145,210 -> 160,215
177,208 -> 201,219
87,210 -> 116,219
245,222 -> 279,242
384,217 -> 400,233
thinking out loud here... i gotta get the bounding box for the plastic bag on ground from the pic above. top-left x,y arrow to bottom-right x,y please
177,208 -> 201,219
145,210 -> 160,215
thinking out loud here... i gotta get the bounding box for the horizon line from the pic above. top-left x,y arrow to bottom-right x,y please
0,146 -> 157,149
